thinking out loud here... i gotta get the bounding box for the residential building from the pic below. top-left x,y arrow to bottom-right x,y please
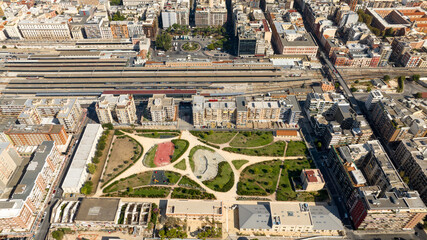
394,138 -> 427,204
62,124 -> 103,193
0,141 -> 60,233
327,140 -> 427,230
147,94 -> 175,122
110,21 -> 129,39
195,0 -> 227,26
369,96 -> 427,143
5,124 -> 68,147
0,142 -> 22,189
96,94 -> 137,125
365,90 -> 384,110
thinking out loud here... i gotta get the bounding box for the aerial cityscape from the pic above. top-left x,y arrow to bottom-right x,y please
0,0 -> 426,239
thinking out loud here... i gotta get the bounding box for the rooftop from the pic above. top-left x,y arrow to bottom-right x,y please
75,198 -> 120,222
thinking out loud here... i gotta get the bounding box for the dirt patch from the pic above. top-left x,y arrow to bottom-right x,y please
102,136 -> 141,184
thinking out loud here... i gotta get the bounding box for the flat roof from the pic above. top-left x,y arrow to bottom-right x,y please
62,124 -> 102,190
75,198 -> 120,222
166,200 -> 222,216
12,141 -> 54,201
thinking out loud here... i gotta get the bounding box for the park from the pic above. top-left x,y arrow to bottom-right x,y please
91,129 -> 327,202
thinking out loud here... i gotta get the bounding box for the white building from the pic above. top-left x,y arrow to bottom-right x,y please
18,17 -> 73,41
365,90 -> 384,110
62,124 -> 103,193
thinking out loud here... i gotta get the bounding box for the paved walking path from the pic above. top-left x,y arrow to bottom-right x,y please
94,130 -> 305,201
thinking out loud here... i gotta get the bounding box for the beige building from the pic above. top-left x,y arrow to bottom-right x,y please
0,142 -> 22,189
192,95 -> 235,128
300,169 -> 325,191
18,17 -> 72,41
147,94 -> 175,122
165,200 -> 223,221
96,94 -> 137,125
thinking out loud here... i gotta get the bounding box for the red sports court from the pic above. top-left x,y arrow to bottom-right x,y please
154,142 -> 174,167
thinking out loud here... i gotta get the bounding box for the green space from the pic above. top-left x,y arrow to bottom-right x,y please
103,171 -> 152,193
171,139 -> 189,162
237,160 -> 282,196
224,141 -> 286,157
171,187 -> 215,200
143,145 -> 158,168
80,181 -> 93,195
189,145 -> 215,171
203,162 -> 234,192
276,158 -> 328,202
101,135 -> 143,187
397,76 -> 405,93
286,141 -> 308,156
190,130 -> 236,144
106,186 -> 171,198
230,131 -> 273,147
182,42 -> 200,51
178,176 -> 202,189
165,171 -> 181,184
52,228 -> 74,240
232,160 -> 249,170
155,32 -> 172,51
139,132 -> 179,138
174,159 -> 187,170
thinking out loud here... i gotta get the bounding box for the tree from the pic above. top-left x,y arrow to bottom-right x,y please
52,230 -> 64,240
366,86 -> 372,92
350,87 -> 357,92
316,141 -> 322,149
383,75 -> 390,82
155,32 -> 172,51
80,181 -> 93,195
208,130 -> 213,135
102,123 -> 114,130
87,163 -> 96,174
412,74 -> 420,82
2,45 -> 6,49
207,43 -> 215,50
355,80 -> 359,83
334,82 -> 340,88
110,0 -> 121,5
415,92 -> 423,99
397,76 -> 405,93
112,11 -> 126,21
384,28 -> 395,36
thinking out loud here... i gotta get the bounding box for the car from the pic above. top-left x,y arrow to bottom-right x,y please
52,189 -> 56,194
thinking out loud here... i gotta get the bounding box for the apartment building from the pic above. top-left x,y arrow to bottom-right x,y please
18,17 -> 72,41
194,0 -> 227,26
96,94 -> 137,125
147,94 -> 175,122
110,21 -> 129,39
193,95 -> 301,128
0,98 -> 26,117
161,0 -> 190,28
5,124 -> 68,147
327,141 -> 427,230
394,138 -> 427,205
0,141 -> 60,233
369,96 -> 427,143
0,142 -> 22,189
365,90 -> 384,111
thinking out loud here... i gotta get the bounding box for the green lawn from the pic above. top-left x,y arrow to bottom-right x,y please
203,162 -> 234,192
237,160 -> 282,196
178,176 -> 202,189
171,139 -> 189,162
143,145 -> 158,168
106,186 -> 170,198
103,171 -> 152,193
229,131 -> 273,147
171,187 -> 216,200
286,141 -> 308,157
165,171 -> 181,184
232,160 -> 249,170
174,159 -> 187,170
224,141 -> 286,157
190,131 -> 236,144
276,158 -> 328,201
139,132 -> 179,138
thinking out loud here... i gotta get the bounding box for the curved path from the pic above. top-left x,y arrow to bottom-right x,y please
94,130 -> 302,201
